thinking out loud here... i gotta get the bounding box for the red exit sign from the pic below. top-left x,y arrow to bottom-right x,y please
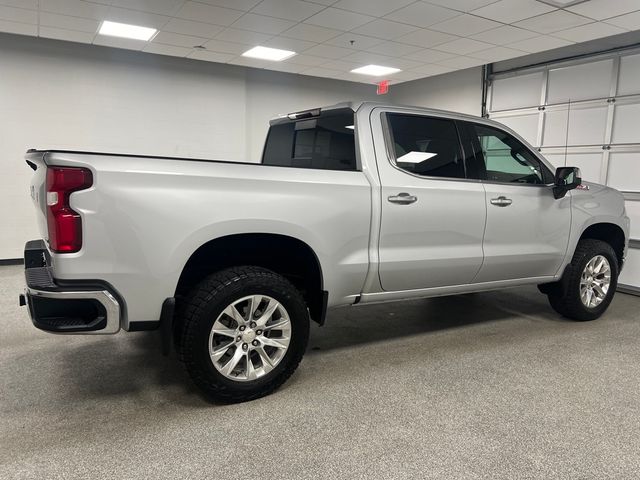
377,80 -> 389,95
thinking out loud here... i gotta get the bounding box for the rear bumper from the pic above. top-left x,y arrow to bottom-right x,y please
21,240 -> 121,334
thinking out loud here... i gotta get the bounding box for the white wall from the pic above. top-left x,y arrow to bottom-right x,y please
0,33 -> 380,259
0,33 -> 482,259
391,66 -> 483,116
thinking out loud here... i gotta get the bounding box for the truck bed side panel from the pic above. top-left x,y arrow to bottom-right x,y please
39,152 -> 372,328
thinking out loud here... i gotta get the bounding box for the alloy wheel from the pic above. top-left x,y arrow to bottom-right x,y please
579,255 -> 611,308
208,295 -> 291,382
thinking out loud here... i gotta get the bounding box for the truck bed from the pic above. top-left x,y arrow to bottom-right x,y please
26,148 -> 373,329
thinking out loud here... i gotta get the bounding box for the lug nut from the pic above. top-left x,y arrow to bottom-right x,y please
236,336 -> 242,342
256,330 -> 262,335
250,321 -> 257,328
239,325 -> 246,331
252,340 -> 259,346
242,343 -> 248,351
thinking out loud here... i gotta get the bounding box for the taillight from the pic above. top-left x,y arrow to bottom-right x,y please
46,167 -> 93,253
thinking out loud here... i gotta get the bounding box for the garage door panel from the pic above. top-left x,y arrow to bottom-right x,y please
541,152 -> 564,169
547,59 -> 613,104
493,113 -> 539,146
543,152 -> 603,183
542,104 -> 608,147
491,72 -> 543,111
612,102 -> 640,144
620,248 -> 640,290
608,152 -> 640,192
542,109 -> 567,147
625,200 -> 640,240
618,53 -> 640,96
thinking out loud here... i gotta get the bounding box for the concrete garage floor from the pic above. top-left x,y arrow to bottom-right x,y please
1,264 -> 639,479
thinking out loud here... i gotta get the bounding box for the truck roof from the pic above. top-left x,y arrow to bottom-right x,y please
271,101 -> 487,126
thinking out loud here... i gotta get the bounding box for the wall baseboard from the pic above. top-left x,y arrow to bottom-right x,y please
0,258 -> 23,266
618,284 -> 640,296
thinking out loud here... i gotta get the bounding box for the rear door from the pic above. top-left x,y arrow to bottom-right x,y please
458,121 -> 571,282
374,110 -> 487,291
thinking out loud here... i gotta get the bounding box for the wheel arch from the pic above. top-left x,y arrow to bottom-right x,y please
542,220 -> 626,296
175,233 -> 327,325
579,222 -> 626,268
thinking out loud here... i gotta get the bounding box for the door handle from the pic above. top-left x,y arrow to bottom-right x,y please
490,196 -> 513,207
388,192 -> 417,205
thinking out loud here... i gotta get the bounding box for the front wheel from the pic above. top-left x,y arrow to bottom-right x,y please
547,239 -> 619,321
177,266 -> 309,403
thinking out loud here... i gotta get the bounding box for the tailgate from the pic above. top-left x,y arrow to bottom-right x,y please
25,151 -> 49,243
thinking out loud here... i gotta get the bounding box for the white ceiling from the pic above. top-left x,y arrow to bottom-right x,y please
0,0 -> 639,85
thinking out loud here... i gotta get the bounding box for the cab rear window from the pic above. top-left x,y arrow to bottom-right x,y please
262,108 -> 357,171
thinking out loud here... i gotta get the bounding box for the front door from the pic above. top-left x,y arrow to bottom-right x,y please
375,111 -> 487,292
459,121 -> 571,283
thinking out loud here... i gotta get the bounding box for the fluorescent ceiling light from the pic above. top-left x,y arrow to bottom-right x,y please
242,46 -> 296,61
351,65 -> 401,76
99,21 -> 156,41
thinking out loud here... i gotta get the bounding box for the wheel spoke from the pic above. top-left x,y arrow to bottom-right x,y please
586,288 -> 594,307
220,347 -> 244,376
261,336 -> 290,349
594,257 -> 604,274
223,304 -> 246,326
256,346 -> 274,370
210,342 -> 233,362
211,323 -> 237,338
262,317 -> 289,331
248,295 -> 263,320
245,354 -> 258,380
593,284 -> 606,297
256,299 -> 280,327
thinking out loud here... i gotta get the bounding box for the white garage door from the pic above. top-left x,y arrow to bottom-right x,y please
488,49 -> 640,294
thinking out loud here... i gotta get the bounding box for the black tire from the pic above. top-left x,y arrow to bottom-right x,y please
547,239 -> 619,321
177,266 -> 309,403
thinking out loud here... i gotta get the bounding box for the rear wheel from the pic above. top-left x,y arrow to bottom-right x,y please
547,239 -> 618,321
177,266 -> 309,403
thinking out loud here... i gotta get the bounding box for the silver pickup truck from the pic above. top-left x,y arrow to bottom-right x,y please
21,101 -> 630,402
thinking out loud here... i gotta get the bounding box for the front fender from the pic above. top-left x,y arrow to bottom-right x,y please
556,184 -> 630,278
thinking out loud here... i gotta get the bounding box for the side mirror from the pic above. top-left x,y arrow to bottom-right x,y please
553,166 -> 581,199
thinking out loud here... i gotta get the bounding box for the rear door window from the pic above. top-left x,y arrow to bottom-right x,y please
385,113 -> 466,179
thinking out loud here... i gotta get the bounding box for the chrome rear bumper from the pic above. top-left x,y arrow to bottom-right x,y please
21,240 -> 122,334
